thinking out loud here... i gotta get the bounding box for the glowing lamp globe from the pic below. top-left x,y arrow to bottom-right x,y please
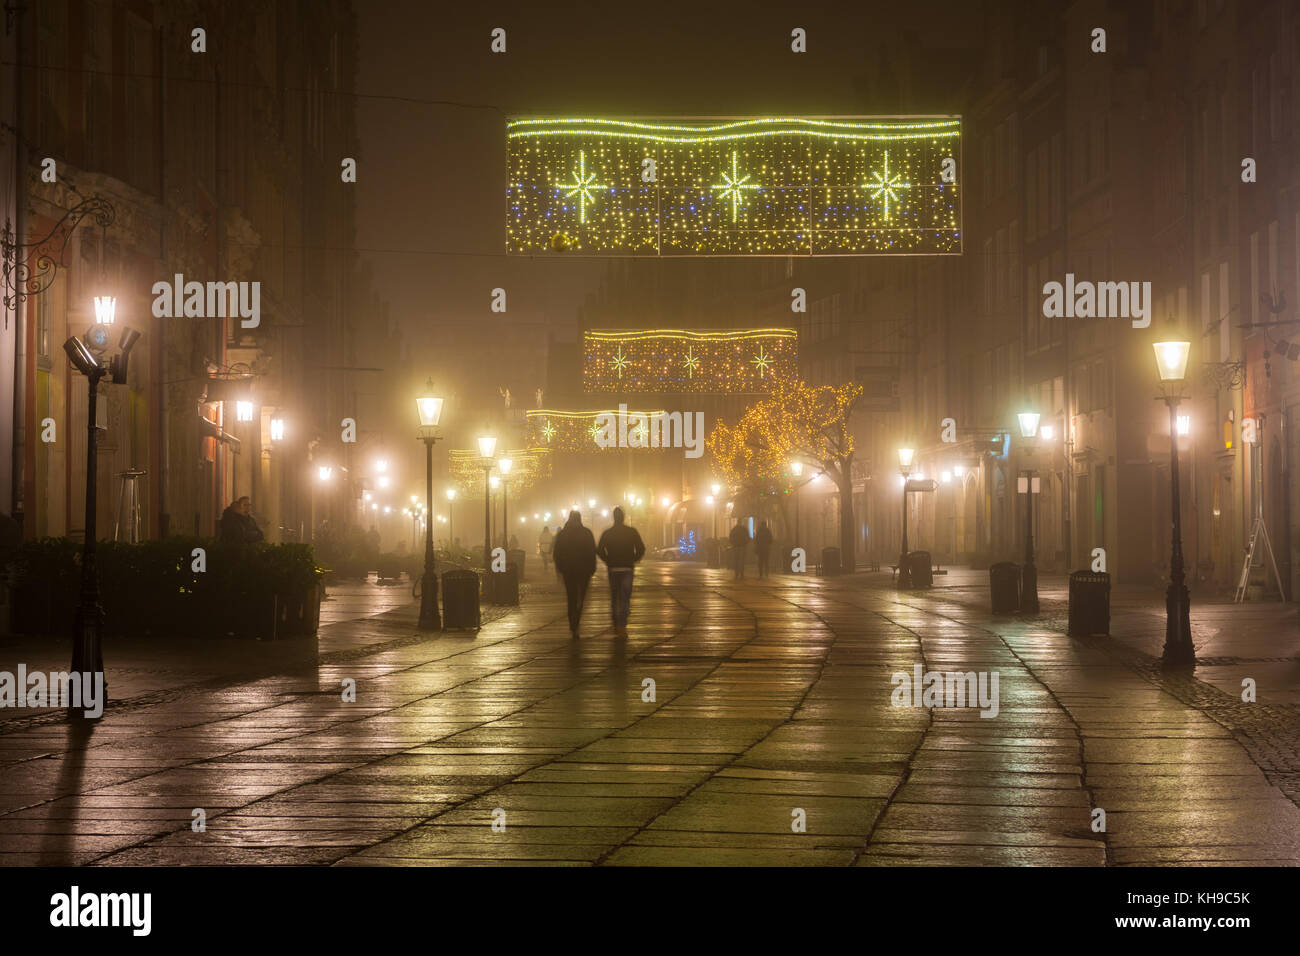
477,435 -> 497,459
897,448 -> 915,471
1153,341 -> 1191,382
790,461 -> 803,477
416,379 -> 443,427
93,295 -> 116,325
1018,412 -> 1041,439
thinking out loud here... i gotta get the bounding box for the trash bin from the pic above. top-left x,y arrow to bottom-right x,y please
1068,570 -> 1110,636
442,569 -> 481,628
705,538 -> 723,568
990,561 -> 1020,612
486,562 -> 520,606
908,550 -> 933,589
508,548 -> 526,581
821,547 -> 841,576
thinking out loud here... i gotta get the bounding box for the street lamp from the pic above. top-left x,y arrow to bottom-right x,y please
790,460 -> 803,553
1018,410 -> 1041,613
498,457 -> 513,547
897,447 -> 914,588
415,378 -> 444,630
63,313 -> 140,717
236,400 -> 254,423
478,434 -> 497,571
1154,340 -> 1193,666
270,417 -> 286,442
445,487 -> 457,546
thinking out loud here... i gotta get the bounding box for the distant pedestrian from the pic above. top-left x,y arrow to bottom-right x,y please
755,520 -> 773,578
220,496 -> 264,545
729,520 -> 750,580
552,511 -> 597,639
537,526 -> 554,573
596,507 -> 646,637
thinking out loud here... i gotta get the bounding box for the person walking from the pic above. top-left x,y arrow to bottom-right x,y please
552,510 -> 596,639
596,506 -> 645,637
729,519 -> 750,580
755,519 -> 773,578
537,525 -> 554,574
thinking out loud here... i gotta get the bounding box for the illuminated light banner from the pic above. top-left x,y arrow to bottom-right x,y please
525,409 -> 669,452
449,448 -> 551,496
506,116 -> 961,256
583,328 -> 797,394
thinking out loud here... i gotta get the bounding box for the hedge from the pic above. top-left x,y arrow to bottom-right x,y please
7,537 -> 325,640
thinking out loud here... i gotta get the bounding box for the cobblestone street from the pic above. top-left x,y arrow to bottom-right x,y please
2,567 -> 1299,866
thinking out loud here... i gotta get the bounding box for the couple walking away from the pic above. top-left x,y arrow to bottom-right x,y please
552,507 -> 646,638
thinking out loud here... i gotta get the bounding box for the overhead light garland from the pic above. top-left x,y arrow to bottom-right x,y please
506,116 -> 961,256
583,328 -> 797,394
524,408 -> 669,452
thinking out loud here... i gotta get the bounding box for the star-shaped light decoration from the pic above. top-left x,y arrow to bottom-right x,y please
683,346 -> 700,379
541,419 -> 556,443
554,149 -> 607,224
610,345 -> 630,379
751,344 -> 773,378
634,421 -> 650,445
863,150 -> 911,223
713,150 -> 761,222
589,422 -> 604,444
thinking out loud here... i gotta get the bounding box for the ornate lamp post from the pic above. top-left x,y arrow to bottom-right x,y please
1017,411 -> 1041,612
478,434 -> 497,570
498,457 -> 513,547
63,298 -> 141,719
445,487 -> 457,549
790,461 -> 803,550
897,447 -> 914,588
1155,341 -> 1194,666
416,380 -> 444,631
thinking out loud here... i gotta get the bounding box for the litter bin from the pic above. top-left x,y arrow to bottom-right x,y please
706,538 -> 723,568
821,547 -> 841,576
486,561 -> 520,606
1068,570 -> 1110,636
908,550 -> 933,589
990,561 -> 1020,612
508,548 -> 527,581
442,569 -> 481,629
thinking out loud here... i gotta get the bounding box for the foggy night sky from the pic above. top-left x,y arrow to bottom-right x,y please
353,1 -> 986,353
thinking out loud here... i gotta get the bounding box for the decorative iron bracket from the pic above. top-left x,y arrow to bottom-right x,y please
2,195 -> 116,311
1201,361 -> 1245,391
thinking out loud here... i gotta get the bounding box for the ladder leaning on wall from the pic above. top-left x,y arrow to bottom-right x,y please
1234,515 -> 1286,603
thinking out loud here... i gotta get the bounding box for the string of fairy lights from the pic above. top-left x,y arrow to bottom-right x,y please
582,328 -> 797,393
523,408 -> 670,452
507,116 -> 961,256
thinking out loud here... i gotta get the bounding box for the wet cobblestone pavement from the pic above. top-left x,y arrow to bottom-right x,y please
2,567 -> 1298,866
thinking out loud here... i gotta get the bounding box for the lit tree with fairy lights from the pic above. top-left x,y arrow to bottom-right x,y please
708,378 -> 863,571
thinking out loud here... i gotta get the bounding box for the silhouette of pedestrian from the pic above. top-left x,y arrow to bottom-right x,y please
597,506 -> 646,637
552,510 -> 596,639
755,520 -> 773,578
729,519 -> 750,580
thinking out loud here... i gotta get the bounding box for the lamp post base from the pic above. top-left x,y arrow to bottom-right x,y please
1021,563 -> 1039,612
1161,580 -> 1194,668
896,551 -> 912,589
418,566 -> 441,631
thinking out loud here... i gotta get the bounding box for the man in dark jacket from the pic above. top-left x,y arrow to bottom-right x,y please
596,507 -> 646,637
755,520 -> 774,578
552,510 -> 597,638
220,496 -> 264,545
728,519 -> 750,580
